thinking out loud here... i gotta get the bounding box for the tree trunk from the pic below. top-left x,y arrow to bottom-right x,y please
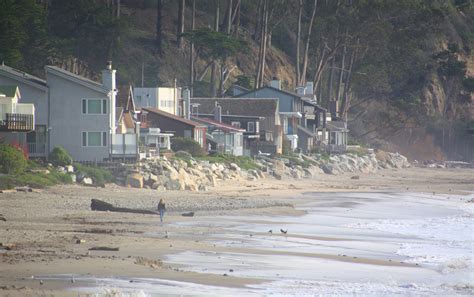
91,199 -> 158,215
177,0 -> 185,49
336,41 -> 346,102
224,0 -> 233,34
255,0 -> 268,88
156,0 -> 163,55
340,40 -> 358,119
299,0 -> 318,86
210,0 -> 220,97
116,0 -> 120,18
231,0 -> 241,35
254,0 -> 262,41
189,0 -> 196,97
327,57 -> 335,101
296,0 -> 303,86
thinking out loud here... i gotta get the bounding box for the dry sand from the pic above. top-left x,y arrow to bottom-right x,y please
0,167 -> 472,296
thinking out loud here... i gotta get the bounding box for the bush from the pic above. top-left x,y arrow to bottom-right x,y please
0,169 -> 72,190
171,137 -> 205,157
0,144 -> 27,175
198,153 -> 260,170
75,164 -> 114,185
49,146 -> 73,166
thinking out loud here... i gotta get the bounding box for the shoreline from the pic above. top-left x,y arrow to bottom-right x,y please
0,167 -> 473,296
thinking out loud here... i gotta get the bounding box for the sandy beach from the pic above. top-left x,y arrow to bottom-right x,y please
0,167 -> 473,296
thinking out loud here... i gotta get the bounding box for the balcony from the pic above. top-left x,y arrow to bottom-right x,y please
0,113 -> 35,132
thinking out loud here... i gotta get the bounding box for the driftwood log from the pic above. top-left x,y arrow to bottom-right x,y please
91,199 -> 158,215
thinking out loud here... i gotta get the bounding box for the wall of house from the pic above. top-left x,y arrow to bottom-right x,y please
157,88 -> 179,115
0,76 -> 47,126
134,87 -> 180,115
146,112 -> 200,145
47,73 -> 110,161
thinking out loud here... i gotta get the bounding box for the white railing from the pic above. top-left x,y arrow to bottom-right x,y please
111,134 -> 138,156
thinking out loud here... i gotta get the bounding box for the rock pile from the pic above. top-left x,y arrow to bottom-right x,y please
116,157 -> 266,191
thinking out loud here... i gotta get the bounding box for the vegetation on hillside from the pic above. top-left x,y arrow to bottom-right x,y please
0,0 -> 472,160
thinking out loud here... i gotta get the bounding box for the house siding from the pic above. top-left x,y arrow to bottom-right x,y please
0,76 -> 47,126
47,73 -> 110,161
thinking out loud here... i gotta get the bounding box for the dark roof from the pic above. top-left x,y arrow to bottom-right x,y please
0,86 -> 19,97
143,108 -> 206,128
234,85 -> 303,100
191,98 -> 278,117
191,116 -> 245,133
327,121 -> 349,132
0,64 -> 47,89
302,98 -> 327,112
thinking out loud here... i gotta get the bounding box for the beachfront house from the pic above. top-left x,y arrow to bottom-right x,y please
191,116 -> 245,156
191,98 -> 282,155
0,62 -> 139,161
142,108 -> 207,150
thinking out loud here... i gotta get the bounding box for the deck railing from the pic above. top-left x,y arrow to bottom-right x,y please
0,113 -> 34,132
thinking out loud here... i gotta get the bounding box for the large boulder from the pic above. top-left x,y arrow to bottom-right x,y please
126,173 -> 144,188
82,177 -> 93,185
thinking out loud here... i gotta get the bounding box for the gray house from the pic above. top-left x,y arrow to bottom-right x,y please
0,62 -> 136,161
46,65 -> 117,161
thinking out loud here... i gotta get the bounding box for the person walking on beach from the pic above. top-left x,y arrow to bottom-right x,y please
157,199 -> 166,223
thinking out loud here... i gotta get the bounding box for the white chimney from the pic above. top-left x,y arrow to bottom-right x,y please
102,61 -> 116,135
270,78 -> 281,90
214,102 -> 222,122
305,82 -> 314,95
183,88 -> 191,120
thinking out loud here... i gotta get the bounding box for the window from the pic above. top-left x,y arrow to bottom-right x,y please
231,121 -> 241,128
330,132 -> 336,145
136,95 -> 142,102
82,132 -> 107,147
82,99 -> 107,114
235,134 -> 242,147
247,122 -> 255,132
283,118 -> 288,134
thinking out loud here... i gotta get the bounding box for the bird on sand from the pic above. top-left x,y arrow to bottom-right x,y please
280,229 -> 288,234
268,230 -> 273,234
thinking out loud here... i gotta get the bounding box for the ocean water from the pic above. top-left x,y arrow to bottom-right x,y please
40,191 -> 473,296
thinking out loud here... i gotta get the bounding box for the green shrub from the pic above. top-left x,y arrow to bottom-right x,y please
171,137 -> 205,157
198,153 -> 260,170
0,144 -> 27,175
0,169 -> 72,190
49,146 -> 73,166
75,164 -> 114,185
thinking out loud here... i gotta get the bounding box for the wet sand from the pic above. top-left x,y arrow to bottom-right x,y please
0,167 -> 473,296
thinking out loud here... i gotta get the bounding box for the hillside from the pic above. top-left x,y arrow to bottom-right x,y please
1,0 -> 473,161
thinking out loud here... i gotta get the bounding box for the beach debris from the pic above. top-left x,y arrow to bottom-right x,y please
223,273 -> 228,277
134,257 -> 163,269
15,186 -> 33,192
181,211 -> 195,217
88,246 -> 119,251
351,175 -> 360,180
76,239 -> 86,244
268,230 -> 273,233
229,269 -> 234,272
90,199 -> 158,215
0,243 -> 16,250
280,229 -> 288,234
0,214 -> 6,222
39,280 -> 43,285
